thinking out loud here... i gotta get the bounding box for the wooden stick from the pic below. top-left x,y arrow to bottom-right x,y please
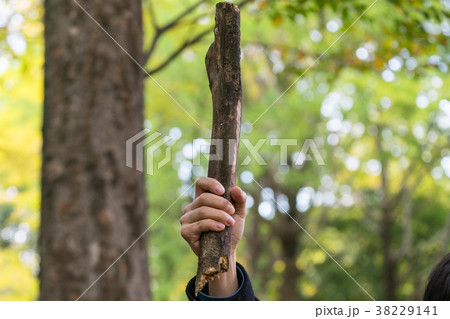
195,2 -> 242,296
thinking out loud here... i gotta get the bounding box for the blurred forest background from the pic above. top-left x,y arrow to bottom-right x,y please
0,0 -> 449,300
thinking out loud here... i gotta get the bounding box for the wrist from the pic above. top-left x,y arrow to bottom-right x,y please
207,252 -> 238,297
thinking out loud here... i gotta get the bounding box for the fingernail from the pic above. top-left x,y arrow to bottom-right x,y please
215,185 -> 225,194
226,204 -> 235,214
216,223 -> 225,230
226,216 -> 235,226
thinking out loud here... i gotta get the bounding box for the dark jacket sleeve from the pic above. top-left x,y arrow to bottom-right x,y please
186,262 -> 258,301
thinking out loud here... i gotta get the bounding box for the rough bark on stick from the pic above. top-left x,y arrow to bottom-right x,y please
195,2 -> 242,295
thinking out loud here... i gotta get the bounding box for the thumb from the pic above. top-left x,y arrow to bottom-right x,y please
231,186 -> 247,218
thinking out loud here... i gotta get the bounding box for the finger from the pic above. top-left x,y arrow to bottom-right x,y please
189,192 -> 234,214
183,188 -> 234,217
182,219 -> 226,239
181,207 -> 235,226
231,186 -> 247,217
195,177 -> 225,197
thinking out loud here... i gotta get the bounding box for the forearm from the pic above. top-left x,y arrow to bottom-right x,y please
208,252 -> 238,297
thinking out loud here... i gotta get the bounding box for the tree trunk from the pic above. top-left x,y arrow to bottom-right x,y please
248,190 -> 263,275
377,133 -> 397,300
195,2 -> 242,295
381,203 -> 397,300
40,0 -> 150,300
277,191 -> 302,300
279,225 -> 301,301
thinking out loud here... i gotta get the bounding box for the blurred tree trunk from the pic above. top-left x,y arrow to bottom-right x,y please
264,167 -> 303,301
275,190 -> 302,301
40,0 -> 150,300
377,133 -> 397,301
380,202 -> 397,300
248,190 -> 263,274
380,203 -> 398,300
246,188 -> 277,299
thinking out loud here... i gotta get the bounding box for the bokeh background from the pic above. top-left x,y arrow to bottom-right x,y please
0,0 -> 449,300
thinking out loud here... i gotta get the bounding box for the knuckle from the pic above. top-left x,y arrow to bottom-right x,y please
198,219 -> 210,231
180,227 -> 187,239
195,221 -> 204,232
198,192 -> 209,202
197,207 -> 206,218
195,177 -> 205,186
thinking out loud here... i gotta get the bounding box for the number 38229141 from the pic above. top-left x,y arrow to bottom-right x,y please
375,306 -> 438,316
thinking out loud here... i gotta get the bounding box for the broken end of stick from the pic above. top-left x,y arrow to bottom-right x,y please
216,1 -> 240,12
194,255 -> 229,297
